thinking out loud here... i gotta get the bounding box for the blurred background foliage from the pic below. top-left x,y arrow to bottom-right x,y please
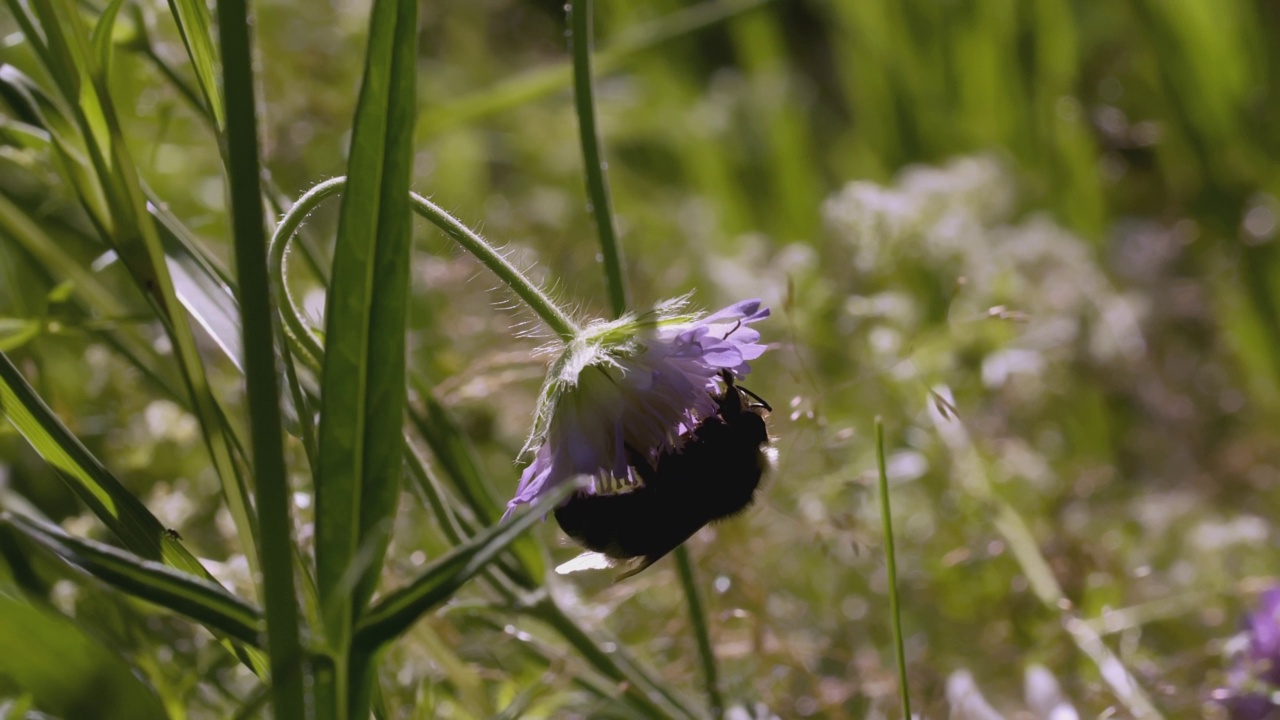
2,0 -> 1280,717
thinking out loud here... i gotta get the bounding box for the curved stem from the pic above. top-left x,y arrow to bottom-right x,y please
269,177 -> 344,371
408,193 -> 578,339
569,0 -> 628,318
267,179 -> 579,367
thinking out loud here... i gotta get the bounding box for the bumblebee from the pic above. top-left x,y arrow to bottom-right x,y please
553,370 -> 772,580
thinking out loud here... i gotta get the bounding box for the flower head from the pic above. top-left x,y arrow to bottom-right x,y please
504,298 -> 769,516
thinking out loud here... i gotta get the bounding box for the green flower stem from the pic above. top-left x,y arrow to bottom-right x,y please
675,546 -> 723,719
215,0 -> 305,713
408,192 -> 579,339
268,177 -> 344,371
876,418 -> 911,719
268,178 -> 579,361
569,0 -> 628,318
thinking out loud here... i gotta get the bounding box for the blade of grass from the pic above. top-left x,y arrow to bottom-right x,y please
2,349 -> 195,572
162,0 -> 225,130
673,547 -> 723,718
569,0 -> 627,316
145,185 -> 243,365
419,0 -> 773,136
0,592 -> 169,719
929,387 -> 1163,718
3,512 -> 264,647
214,0 -> 306,713
875,418 -> 911,719
313,0 -> 417,711
23,0 -> 260,580
0,349 -> 269,675
354,482 -> 574,650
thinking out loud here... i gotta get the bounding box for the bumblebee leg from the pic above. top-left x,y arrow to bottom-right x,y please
624,444 -> 660,485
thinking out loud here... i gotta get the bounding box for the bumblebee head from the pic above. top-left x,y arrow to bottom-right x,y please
716,369 -> 772,415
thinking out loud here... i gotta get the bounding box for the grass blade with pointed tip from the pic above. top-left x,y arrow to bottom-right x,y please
354,482 -> 575,650
3,512 -> 264,647
162,0 -> 224,130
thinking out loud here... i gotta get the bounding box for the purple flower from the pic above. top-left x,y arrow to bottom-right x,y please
1214,692 -> 1280,720
1248,588 -> 1280,686
504,298 -> 769,516
1213,588 -> 1280,719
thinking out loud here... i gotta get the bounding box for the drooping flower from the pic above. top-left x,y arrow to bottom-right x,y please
504,298 -> 770,516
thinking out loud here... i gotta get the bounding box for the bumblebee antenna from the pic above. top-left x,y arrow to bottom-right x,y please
739,385 -> 772,412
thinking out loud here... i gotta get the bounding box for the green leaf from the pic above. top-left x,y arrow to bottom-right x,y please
213,0 -> 306,713
0,592 -> 168,720
24,0 -> 260,578
0,349 -> 269,676
0,319 -> 40,352
163,0 -> 226,130
314,0 -> 418,645
409,386 -> 545,584
147,187 -> 244,371
90,0 -> 129,81
354,482 -> 576,650
2,512 -> 264,647
0,349 -> 191,571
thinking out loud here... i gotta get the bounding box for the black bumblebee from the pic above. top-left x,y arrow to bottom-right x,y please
553,370 -> 773,580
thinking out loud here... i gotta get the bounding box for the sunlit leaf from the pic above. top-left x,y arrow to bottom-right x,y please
0,592 -> 168,719
3,512 -> 264,647
313,0 -> 418,646
355,482 -> 575,650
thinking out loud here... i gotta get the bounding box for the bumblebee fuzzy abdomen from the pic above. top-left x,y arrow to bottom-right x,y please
553,488 -> 706,561
656,411 -> 769,523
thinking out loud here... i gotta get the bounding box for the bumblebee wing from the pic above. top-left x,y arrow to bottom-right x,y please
612,555 -> 661,583
554,551 -> 616,575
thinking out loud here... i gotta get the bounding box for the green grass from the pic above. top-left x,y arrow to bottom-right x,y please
2,0 -> 1280,717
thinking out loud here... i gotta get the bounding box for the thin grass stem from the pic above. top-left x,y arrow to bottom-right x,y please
876,418 -> 911,719
214,0 -> 305,714
675,546 -> 724,718
569,0 -> 628,317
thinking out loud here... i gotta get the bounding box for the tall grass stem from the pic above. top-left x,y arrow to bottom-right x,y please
876,417 -> 911,719
213,0 -> 305,715
569,0 -> 628,317
675,546 -> 724,718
